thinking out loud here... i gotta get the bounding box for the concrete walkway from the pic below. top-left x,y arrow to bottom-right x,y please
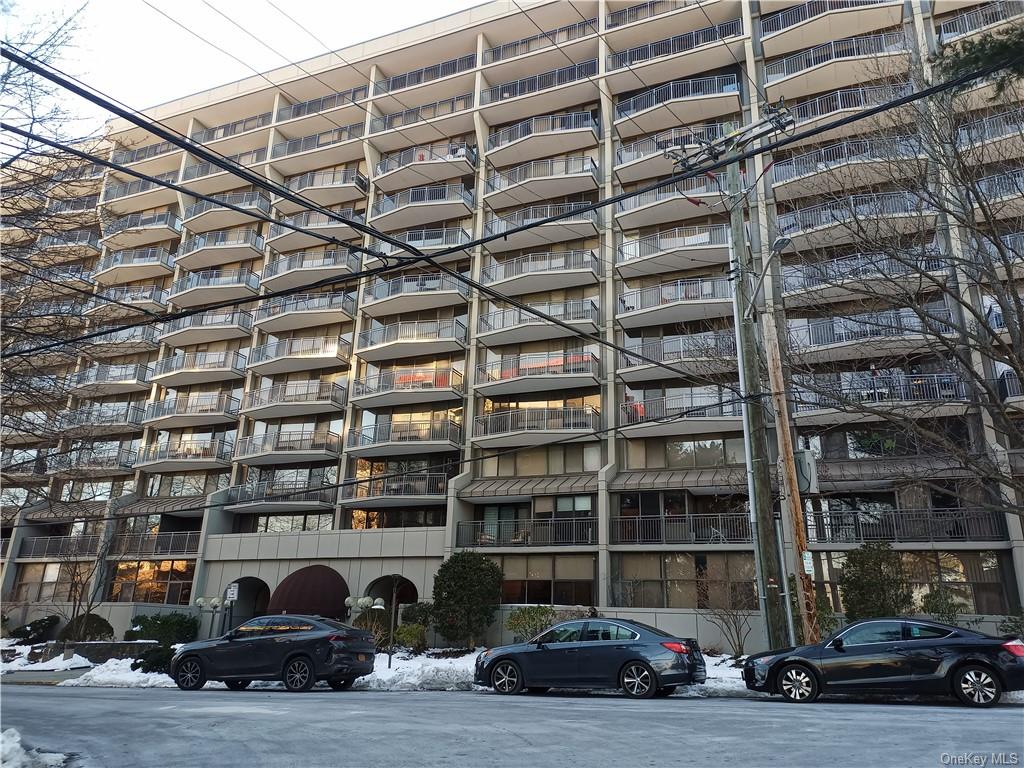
2,668 -> 90,685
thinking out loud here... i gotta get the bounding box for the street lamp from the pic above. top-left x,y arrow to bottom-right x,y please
194,596 -> 224,638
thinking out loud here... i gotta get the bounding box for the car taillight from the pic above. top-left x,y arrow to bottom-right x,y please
327,633 -> 349,642
1002,639 -> 1024,657
661,641 -> 689,655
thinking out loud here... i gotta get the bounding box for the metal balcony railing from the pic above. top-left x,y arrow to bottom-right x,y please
369,227 -> 471,256
615,122 -> 737,165
485,202 -> 597,236
39,230 -> 100,250
788,307 -> 954,347
152,351 -> 246,377
111,531 -> 202,556
179,229 -> 263,256
255,292 -> 356,321
481,60 -> 598,104
610,514 -> 752,544
144,393 -> 239,422
487,112 -> 598,151
111,140 -> 178,165
457,518 -> 597,547
61,403 -> 143,429
486,157 -> 598,193
791,82 -> 912,125
956,108 -> 1024,147
68,363 -> 150,388
268,209 -> 363,238
620,391 -> 742,425
765,32 -> 907,82
369,94 -> 474,133
777,192 -> 930,235
271,123 -> 365,158
191,112 -> 272,143
249,336 -> 352,365
609,18 -> 742,69
340,472 -> 448,500
57,448 -> 137,472
615,74 -> 738,119
86,286 -> 166,313
474,406 -> 601,436
479,299 -> 599,333
607,0 -> 696,28
804,507 -> 1009,543
181,148 -> 267,181
373,53 -> 476,94
242,381 -> 347,411
616,175 -> 718,212
773,135 -> 922,184
170,269 -> 260,296
975,168 -> 1024,200
621,332 -> 736,367
104,171 -> 179,201
375,143 -> 476,176
618,225 -> 730,264
263,248 -> 361,279
482,249 -> 598,284
348,420 -> 462,449
363,273 -> 468,303
1001,371 -> 1023,398
96,247 -> 174,274
19,535 -> 101,558
284,168 -> 368,194
618,276 -> 732,313
371,184 -> 473,217
228,481 -> 338,506
276,85 -> 369,121
482,18 -> 596,64
782,250 -> 945,292
235,431 -> 340,458
351,367 -> 464,399
103,211 -> 181,236
357,319 -> 467,349
88,326 -> 159,346
793,373 -> 968,411
184,191 -> 271,220
159,309 -> 253,336
138,439 -> 233,464
761,0 -> 892,36
938,0 -> 1024,42
477,351 -> 599,384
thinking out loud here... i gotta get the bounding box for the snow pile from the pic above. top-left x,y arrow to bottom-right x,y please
0,646 -> 92,673
354,650 -> 479,691
59,658 -> 174,689
0,729 -> 66,768
675,655 -> 761,698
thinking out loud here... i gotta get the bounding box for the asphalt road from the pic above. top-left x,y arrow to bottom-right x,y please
4,686 -> 1022,768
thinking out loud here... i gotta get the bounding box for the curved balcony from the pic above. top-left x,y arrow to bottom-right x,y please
790,82 -> 913,144
617,276 -> 733,328
787,307 -> 954,363
760,0 -> 903,58
84,326 -> 159,357
938,0 -> 1024,44
956,108 -> 1024,158
247,336 -> 352,376
55,447 -> 137,476
101,171 -> 178,214
100,211 -> 182,250
373,143 -> 477,193
84,285 -> 166,319
472,406 -> 601,448
275,169 -> 368,215
368,184 -> 473,232
614,175 -> 719,228
167,269 -> 260,308
269,123 -> 365,176
361,274 -> 468,318
267,208 -> 364,252
225,481 -> 338,513
793,373 -> 970,425
782,250 -> 946,307
158,309 -> 253,347
617,332 -> 737,382
338,472 -> 448,508
777,192 -> 933,250
484,202 -> 598,253
619,391 -> 743,437
60,403 -> 144,435
481,250 -> 599,296
614,122 -> 736,183
176,229 -> 264,271
233,430 -> 341,466
355,319 -> 467,362
975,169 -> 1024,219
150,350 -> 247,387
142,393 -> 240,430
350,367 -> 464,409
365,227 -> 471,267
135,439 -> 233,473
180,148 -> 267,196
614,74 -> 739,138
182,191 -> 271,233
240,381 -> 347,420
261,248 -> 361,292
38,230 -> 100,260
484,157 -> 599,209
480,60 -> 597,123
617,225 -> 730,278
67,363 -> 150,396
346,419 -> 462,457
93,247 -> 174,285
253,292 -> 356,333
368,94 -> 475,151
476,352 -> 600,396
477,299 -> 599,346
486,112 -> 599,167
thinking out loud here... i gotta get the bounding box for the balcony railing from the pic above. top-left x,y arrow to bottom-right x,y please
111,140 -> 177,165
783,250 -> 945,292
369,227 -> 471,256
242,381 -> 347,411
793,373 -> 968,411
618,225 -> 730,264
485,202 -> 597,236
68,363 -> 150,388
268,208 -> 363,239
765,31 -> 907,82
957,108 -> 1024,147
276,86 -> 369,122
369,94 -> 474,133
938,0 -> 1024,42
762,0 -> 892,36
610,514 -> 752,544
103,211 -> 181,236
777,192 -> 930,235
620,391 -> 742,425
487,112 -> 598,151
340,472 -> 447,500
170,269 -> 260,296
191,112 -> 273,143
789,307 -> 954,347
616,122 -> 737,165
375,143 -> 476,176
103,171 -> 178,201
56,447 -> 137,472
482,249 -> 598,284
348,419 -> 462,449
474,406 -> 601,436
615,74 -> 738,119
181,148 -> 267,181
234,431 -> 340,458
457,518 -> 597,547
61,403 -> 143,430
486,157 -> 597,193
975,168 -> 1024,200
159,309 -> 253,336
88,326 -> 159,347
616,175 -> 718,212
179,229 -> 263,256
1000,371 -> 1023,398
618,276 -> 732,313
805,507 -> 1008,543
227,481 -> 338,506
621,332 -> 736,367
357,319 -> 468,349
138,439 -> 233,464
351,367 -> 464,399
96,247 -> 174,274
364,273 -> 468,303
39,230 -> 99,250
792,82 -> 912,126
773,135 -> 922,184
183,191 -> 271,220
152,351 -> 246,377
86,285 -> 165,312
144,393 -> 239,422
255,292 -> 356,321
263,248 -> 361,279
19,535 -> 101,558
284,168 -> 368,195
249,336 -> 352,366
477,351 -> 599,384
482,18 -> 596,64
607,0 -> 697,28
609,18 -> 742,70
111,531 -> 202,556
479,299 -> 599,333
271,123 -> 365,158
481,60 -> 598,104
371,184 -> 473,217
373,53 -> 476,94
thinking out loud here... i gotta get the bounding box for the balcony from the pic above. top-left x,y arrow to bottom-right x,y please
956,108 -> 1024,158
937,0 -> 1024,44
975,169 -> 1024,218
101,170 -> 179,214
610,513 -> 752,545
618,391 -> 743,437
361,273 -> 468,318
793,373 -> 970,425
764,32 -> 908,100
606,0 -> 740,44
486,112 -> 599,167
457,518 -> 597,548
93,247 -> 174,285
480,60 -> 597,123
274,169 -> 368,215
176,229 -> 264,271
760,0 -> 903,58
150,350 -> 247,387
777,192 -> 933,251
365,228 -> 471,267
617,332 -> 737,382
261,248 -> 360,291
247,336 -> 352,376
614,176 -> 720,228
111,140 -> 178,167
475,351 -> 600,396
617,225 -> 730,278
483,18 -> 597,73
617,276 -> 733,328
110,531 -> 202,557
142,393 -> 240,430
266,208 -> 363,252
67,364 -> 150,396
191,111 -> 273,147
355,319 -> 467,362
38,230 -> 100,260
614,122 -> 737,183
477,299 -> 599,346
338,472 -> 447,507
804,507 -> 1008,545
225,481 -> 337,513
158,309 -> 253,347
368,184 -> 474,232
373,143 -> 476,193
180,148 -> 267,195
253,292 -> 356,333
350,367 -> 464,409
135,439 -> 233,472
55,448 -> 137,476
60,403 -> 143,435
269,123 -> 364,175
1000,371 -> 1023,407
233,430 -> 341,466
473,406 -> 601,449
374,53 -> 476,96
18,535 -> 101,559
275,85 -> 369,130
167,269 -> 260,308
368,94 -> 475,151
240,381 -> 347,420
100,212 -> 182,251
614,75 -> 739,138
481,250 -> 599,295
484,203 -> 598,253
789,82 -> 913,144
484,157 -> 599,210
346,419 -> 462,457
782,250 -> 946,307
84,285 -> 166,319
182,192 -> 271,232
788,307 -> 954,363
84,326 -> 159,357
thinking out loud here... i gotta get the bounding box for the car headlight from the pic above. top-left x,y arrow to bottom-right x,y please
478,649 -> 493,662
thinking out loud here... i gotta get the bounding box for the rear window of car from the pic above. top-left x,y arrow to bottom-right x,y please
907,623 -> 952,640
620,620 -> 673,638
320,619 -> 357,631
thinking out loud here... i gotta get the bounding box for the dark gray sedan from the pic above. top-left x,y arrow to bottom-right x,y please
475,618 -> 706,698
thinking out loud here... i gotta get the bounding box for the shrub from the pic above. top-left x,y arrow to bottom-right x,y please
839,542 -> 915,621
124,613 -> 198,646
506,605 -> 556,642
394,623 -> 427,654
58,613 -> 114,642
920,587 -> 964,627
997,611 -> 1024,638
353,609 -> 391,650
432,551 -> 503,648
400,602 -> 434,629
10,615 -> 59,645
556,606 -> 600,622
131,645 -> 175,675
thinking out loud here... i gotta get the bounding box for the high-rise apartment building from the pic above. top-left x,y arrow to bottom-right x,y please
2,0 -> 1022,648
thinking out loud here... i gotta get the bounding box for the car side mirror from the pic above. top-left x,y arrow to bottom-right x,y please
832,637 -> 844,652
225,630 -> 239,640
536,640 -> 546,649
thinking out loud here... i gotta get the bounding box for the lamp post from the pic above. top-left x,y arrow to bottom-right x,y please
345,595 -> 388,665
194,596 -> 223,639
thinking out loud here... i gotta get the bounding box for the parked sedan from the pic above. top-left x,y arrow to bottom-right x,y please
170,615 -> 376,692
744,617 -> 1024,707
475,618 -> 705,698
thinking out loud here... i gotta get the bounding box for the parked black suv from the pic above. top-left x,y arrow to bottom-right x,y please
171,615 -> 376,692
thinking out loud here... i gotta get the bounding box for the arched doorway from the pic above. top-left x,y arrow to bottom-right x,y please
268,565 -> 350,618
228,577 -> 270,627
365,575 -> 418,627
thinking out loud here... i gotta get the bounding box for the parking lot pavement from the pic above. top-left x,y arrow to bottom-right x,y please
4,685 -> 1023,768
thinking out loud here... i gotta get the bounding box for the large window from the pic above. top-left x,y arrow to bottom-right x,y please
610,553 -> 757,610
240,513 -> 334,533
13,562 -> 84,603
108,560 -> 195,605
348,508 -> 446,529
625,437 -> 746,470
488,554 -> 595,606
480,442 -> 602,477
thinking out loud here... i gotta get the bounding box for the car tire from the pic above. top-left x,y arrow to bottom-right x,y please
490,660 -> 524,695
174,657 -> 206,691
282,656 -> 316,692
526,686 -> 549,694
620,661 -> 658,699
225,679 -> 251,691
952,664 -> 1002,708
654,686 -> 677,698
777,663 -> 819,704
328,678 -> 355,691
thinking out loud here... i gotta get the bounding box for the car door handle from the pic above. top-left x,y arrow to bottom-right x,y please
886,646 -> 907,654
614,645 -> 629,649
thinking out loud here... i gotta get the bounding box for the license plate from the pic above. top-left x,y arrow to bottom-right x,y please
357,654 -> 367,662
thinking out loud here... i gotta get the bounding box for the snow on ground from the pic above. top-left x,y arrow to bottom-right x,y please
675,655 -> 760,698
0,729 -> 67,768
354,650 -> 481,691
59,658 -> 176,689
1,646 -> 93,673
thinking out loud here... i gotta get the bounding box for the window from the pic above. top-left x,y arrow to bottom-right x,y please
582,621 -> 637,642
554,495 -> 593,517
14,563 -> 79,603
249,512 -> 334,533
107,560 -> 195,605
907,623 -> 951,640
838,621 -> 903,646
536,622 -> 584,644
491,554 -> 595,606
348,508 -> 445,529
236,617 -> 271,635
611,553 -> 756,610
170,473 -> 207,497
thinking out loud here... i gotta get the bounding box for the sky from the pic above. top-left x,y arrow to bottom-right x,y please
4,0 -> 481,135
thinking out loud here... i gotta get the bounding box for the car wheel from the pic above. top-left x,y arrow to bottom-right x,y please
777,664 -> 819,703
654,686 -> 677,698
174,657 -> 206,691
328,678 -> 355,691
225,679 -> 251,691
526,686 -> 549,694
620,661 -> 658,699
283,656 -> 316,692
490,660 -> 523,695
953,665 -> 1002,707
